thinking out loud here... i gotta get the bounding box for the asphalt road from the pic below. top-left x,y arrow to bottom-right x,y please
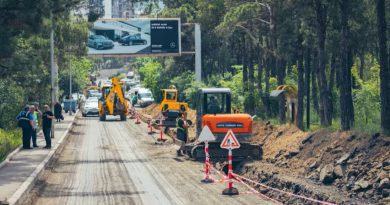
26,115 -> 272,205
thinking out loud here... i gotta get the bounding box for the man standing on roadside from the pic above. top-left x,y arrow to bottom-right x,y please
31,105 -> 41,148
16,106 -> 34,149
42,105 -> 54,149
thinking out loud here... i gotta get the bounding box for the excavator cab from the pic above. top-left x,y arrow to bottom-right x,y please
159,88 -> 188,128
185,88 -> 262,161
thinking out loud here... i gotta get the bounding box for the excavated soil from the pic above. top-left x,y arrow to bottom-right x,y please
140,104 -> 390,204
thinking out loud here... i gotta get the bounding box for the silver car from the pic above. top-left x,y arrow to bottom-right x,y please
82,99 -> 99,117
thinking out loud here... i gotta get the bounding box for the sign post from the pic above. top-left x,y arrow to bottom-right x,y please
220,129 -> 240,195
198,125 -> 216,183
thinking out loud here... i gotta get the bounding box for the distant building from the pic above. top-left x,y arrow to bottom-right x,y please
112,0 -> 135,18
88,0 -> 105,20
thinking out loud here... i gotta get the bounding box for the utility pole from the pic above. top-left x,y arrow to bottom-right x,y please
69,60 -> 72,116
50,11 -> 58,138
194,23 -> 202,82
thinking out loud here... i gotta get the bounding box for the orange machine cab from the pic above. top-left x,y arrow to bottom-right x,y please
196,88 -> 253,142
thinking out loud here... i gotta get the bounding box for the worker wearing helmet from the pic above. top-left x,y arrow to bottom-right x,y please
176,112 -> 189,157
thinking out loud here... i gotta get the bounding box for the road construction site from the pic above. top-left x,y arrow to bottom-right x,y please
1,72 -> 388,205
21,114 -> 270,205
2,101 -> 388,205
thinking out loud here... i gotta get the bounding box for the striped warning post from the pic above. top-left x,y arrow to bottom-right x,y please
201,141 -> 214,183
135,111 -> 141,124
148,117 -> 155,134
156,115 -> 166,142
222,147 -> 239,195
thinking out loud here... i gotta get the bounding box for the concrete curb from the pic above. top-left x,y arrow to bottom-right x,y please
5,113 -> 78,205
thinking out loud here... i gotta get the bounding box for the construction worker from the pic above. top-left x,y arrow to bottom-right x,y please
131,94 -> 137,107
176,112 -> 189,157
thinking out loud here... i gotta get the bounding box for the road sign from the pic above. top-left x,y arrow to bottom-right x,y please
220,129 -> 240,149
198,125 -> 216,142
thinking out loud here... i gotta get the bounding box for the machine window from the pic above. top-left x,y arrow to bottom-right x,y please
205,93 -> 229,114
166,92 -> 176,100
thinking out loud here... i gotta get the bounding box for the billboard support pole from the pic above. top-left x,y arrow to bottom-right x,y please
195,23 -> 202,82
50,11 -> 58,138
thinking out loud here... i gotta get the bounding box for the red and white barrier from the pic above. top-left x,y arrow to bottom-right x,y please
135,111 -> 141,124
148,116 -> 155,134
232,173 -> 337,205
222,147 -> 239,195
201,141 -> 214,183
156,115 -> 166,142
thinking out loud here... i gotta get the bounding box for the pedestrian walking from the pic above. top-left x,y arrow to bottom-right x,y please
54,102 -> 63,122
42,105 -> 54,149
176,112 -> 189,157
16,106 -> 34,149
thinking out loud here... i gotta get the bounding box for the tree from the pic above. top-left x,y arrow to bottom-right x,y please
297,32 -> 305,130
376,0 -> 390,135
314,0 -> 332,127
339,0 -> 354,130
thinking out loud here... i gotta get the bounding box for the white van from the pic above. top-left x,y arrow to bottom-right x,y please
137,88 -> 154,107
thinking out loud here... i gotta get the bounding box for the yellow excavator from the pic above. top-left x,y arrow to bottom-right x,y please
159,86 -> 188,128
98,77 -> 128,121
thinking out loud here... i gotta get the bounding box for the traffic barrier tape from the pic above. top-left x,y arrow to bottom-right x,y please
232,173 -> 337,205
234,174 -> 283,204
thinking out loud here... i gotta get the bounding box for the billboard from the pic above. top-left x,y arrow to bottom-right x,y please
87,18 -> 181,56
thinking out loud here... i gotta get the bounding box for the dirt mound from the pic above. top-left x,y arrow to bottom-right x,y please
141,103 -> 161,118
251,122 -> 307,160
246,121 -> 390,204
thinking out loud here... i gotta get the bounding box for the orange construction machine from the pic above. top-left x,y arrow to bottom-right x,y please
184,88 -> 262,161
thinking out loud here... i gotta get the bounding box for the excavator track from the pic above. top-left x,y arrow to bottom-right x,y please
184,142 -> 262,162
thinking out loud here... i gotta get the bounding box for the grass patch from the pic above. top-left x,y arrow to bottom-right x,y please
0,129 -> 22,162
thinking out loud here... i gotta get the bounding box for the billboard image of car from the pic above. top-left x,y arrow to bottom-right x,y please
88,18 -> 181,56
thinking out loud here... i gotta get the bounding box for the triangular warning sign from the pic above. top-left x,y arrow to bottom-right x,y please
220,129 -> 240,149
198,125 -> 216,142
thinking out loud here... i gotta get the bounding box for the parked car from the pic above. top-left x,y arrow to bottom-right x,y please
88,35 -> 114,50
82,98 -> 99,117
119,35 -> 147,46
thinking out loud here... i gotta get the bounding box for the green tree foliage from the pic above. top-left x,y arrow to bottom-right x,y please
0,0 -> 89,129
153,0 -> 390,134
352,59 -> 381,133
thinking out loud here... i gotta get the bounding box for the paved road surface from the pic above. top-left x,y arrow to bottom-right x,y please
26,115 -> 272,205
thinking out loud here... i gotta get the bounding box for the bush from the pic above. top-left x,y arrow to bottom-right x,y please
0,129 -> 21,162
0,80 -> 26,129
